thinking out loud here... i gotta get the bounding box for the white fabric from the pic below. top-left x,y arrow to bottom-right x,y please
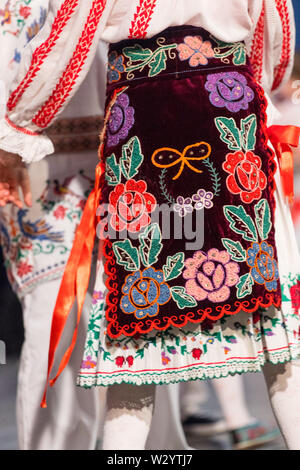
17,277 -> 100,450
103,383 -> 155,450
263,359 -> 300,450
0,0 -> 295,163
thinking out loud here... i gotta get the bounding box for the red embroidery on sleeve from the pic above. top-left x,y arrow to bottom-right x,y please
249,3 -> 264,85
7,0 -> 79,112
272,0 -> 292,91
129,0 -> 157,39
32,0 -> 107,129
5,116 -> 38,136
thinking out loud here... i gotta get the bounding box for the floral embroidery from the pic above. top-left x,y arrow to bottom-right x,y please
79,273 -> 300,386
205,72 -> 255,112
122,37 -> 177,80
174,196 -> 193,217
246,241 -> 279,292
177,36 -> 215,67
223,151 -> 267,204
223,199 -> 279,298
92,290 -> 105,305
106,135 -> 144,186
290,280 -> 300,315
173,190 -> 214,217
17,260 -> 33,277
107,51 -> 125,84
192,348 -> 202,360
81,355 -> 97,370
108,179 -> 157,233
183,249 -> 240,303
106,93 -> 135,148
192,189 -> 214,210
152,142 -> 211,180
211,37 -> 247,66
53,205 -> 67,220
120,267 -> 171,319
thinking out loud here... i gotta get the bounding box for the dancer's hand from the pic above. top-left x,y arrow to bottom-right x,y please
0,149 -> 32,208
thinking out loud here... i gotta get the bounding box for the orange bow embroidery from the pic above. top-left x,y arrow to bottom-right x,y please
151,142 -> 211,180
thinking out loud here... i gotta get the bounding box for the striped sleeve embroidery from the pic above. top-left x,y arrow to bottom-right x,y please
7,0 -> 79,112
249,2 -> 265,86
32,0 -> 107,129
272,0 -> 293,91
128,0 -> 157,39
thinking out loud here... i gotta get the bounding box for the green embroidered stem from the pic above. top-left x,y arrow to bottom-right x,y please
33,243 -> 68,255
201,158 -> 221,197
159,169 -> 176,204
125,44 -> 178,75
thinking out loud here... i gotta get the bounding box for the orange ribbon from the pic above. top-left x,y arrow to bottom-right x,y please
268,125 -> 300,205
40,162 -> 104,408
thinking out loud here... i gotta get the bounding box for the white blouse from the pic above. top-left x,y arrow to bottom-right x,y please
0,0 -> 296,164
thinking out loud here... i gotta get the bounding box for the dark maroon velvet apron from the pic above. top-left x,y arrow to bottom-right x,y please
99,26 -> 281,339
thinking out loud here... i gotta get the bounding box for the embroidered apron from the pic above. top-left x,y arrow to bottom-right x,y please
100,26 -> 281,339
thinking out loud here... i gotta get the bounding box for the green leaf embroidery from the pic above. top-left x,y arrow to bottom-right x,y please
236,273 -> 254,299
215,117 -> 241,151
180,345 -> 187,355
113,239 -> 140,271
254,199 -> 272,241
224,205 -> 258,242
121,136 -> 144,180
163,252 -> 185,281
240,114 -> 257,151
201,158 -> 222,197
233,45 -> 246,65
139,223 -> 163,267
148,50 -> 167,77
123,44 -> 152,62
221,238 -> 247,262
106,154 -> 121,186
135,348 -> 145,359
171,286 -> 197,310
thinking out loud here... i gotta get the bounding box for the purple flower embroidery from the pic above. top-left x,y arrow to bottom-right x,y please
81,355 -> 97,370
205,72 -> 254,113
183,249 -> 240,303
192,189 -> 214,210
107,93 -> 135,147
174,196 -> 193,217
92,290 -> 105,305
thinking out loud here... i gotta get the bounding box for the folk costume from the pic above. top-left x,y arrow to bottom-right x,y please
0,0 -> 106,450
1,0 -> 300,450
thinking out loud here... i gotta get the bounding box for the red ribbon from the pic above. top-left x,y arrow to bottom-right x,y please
40,162 -> 103,408
268,125 -> 300,205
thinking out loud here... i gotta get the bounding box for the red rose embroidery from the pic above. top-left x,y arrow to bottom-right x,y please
108,179 -> 157,233
126,356 -> 134,367
223,151 -> 267,203
115,356 -> 125,367
290,281 -> 300,315
192,348 -> 202,360
19,6 -> 31,18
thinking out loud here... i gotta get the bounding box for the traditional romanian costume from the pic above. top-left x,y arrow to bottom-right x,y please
0,0 -> 299,397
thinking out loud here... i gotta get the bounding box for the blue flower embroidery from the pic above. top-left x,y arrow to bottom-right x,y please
121,267 -> 171,319
107,51 -> 125,84
247,242 -> 279,292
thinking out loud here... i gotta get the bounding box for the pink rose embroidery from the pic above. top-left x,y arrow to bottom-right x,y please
183,249 -> 240,303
